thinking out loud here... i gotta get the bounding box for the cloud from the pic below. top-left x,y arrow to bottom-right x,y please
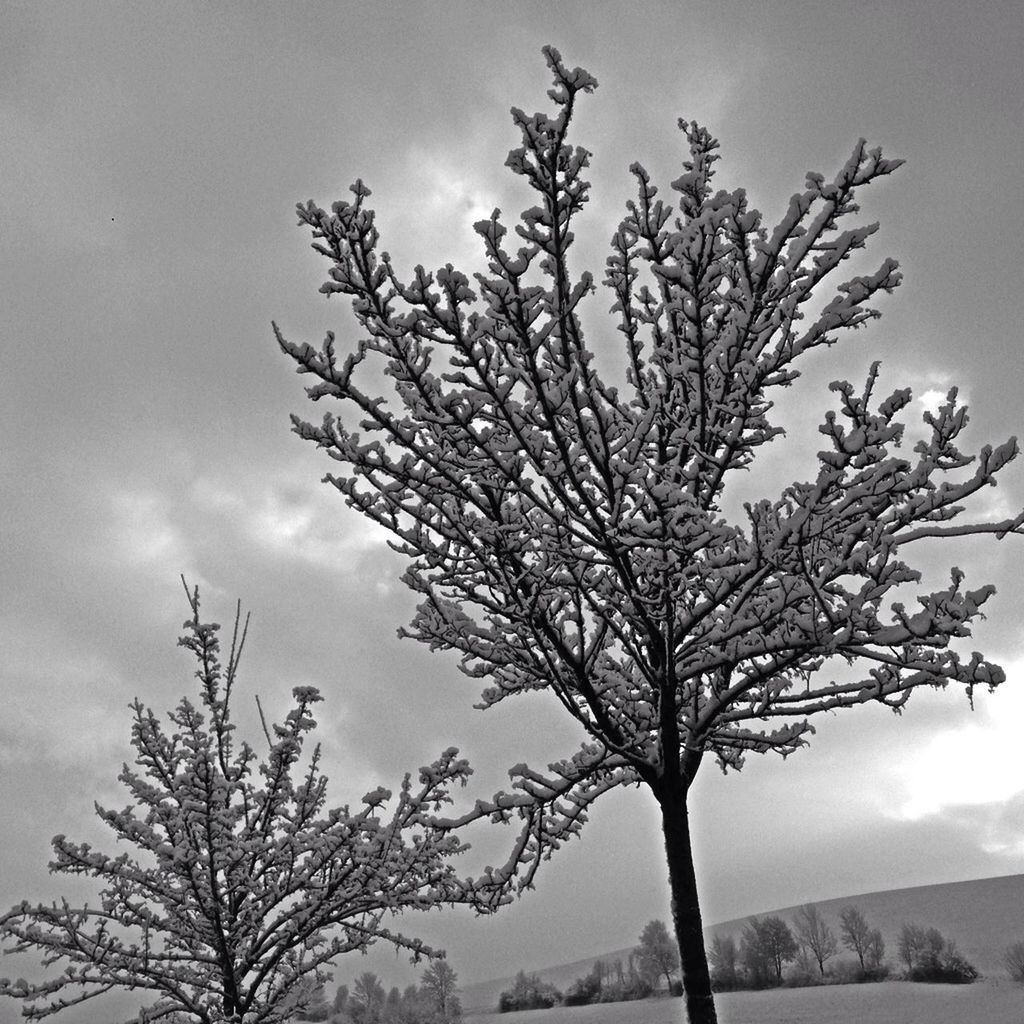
93,463 -> 394,604
0,654 -> 122,769
887,656 -> 1024,822
371,134 -> 510,279
909,377 -> 972,441
917,387 -> 950,414
973,793 -> 1024,857
107,488 -> 192,568
190,470 -> 393,569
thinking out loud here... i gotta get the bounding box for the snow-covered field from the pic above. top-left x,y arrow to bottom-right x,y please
465,979 -> 1024,1024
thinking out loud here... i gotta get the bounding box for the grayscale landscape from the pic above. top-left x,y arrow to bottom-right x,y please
2,3 -> 1022,1024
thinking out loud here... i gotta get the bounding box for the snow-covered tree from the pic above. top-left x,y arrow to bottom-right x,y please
275,45 -> 1024,1024
0,582 -> 476,1024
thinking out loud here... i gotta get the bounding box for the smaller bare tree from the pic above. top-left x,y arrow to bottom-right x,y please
0,583 -> 478,1024
636,919 -> 681,992
865,928 -> 886,973
707,935 -> 739,990
897,923 -> 933,973
792,904 -> 838,977
741,916 -> 798,987
349,972 -> 386,1024
839,906 -> 871,970
420,959 -> 461,1023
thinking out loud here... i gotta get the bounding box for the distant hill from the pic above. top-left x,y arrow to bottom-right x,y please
460,873 -> 1024,1013
705,872 -> 1024,978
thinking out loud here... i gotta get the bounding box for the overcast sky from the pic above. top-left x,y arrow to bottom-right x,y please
3,0 -> 1024,1014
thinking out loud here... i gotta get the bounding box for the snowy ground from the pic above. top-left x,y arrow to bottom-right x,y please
465,979 -> 1024,1024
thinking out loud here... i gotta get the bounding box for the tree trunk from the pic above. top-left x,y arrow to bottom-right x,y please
660,793 -> 718,1024
220,960 -> 240,1019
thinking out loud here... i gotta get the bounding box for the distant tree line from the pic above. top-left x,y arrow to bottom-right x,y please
498,919 -> 682,1011
708,905 -> 977,991
496,904 -> 986,1007
296,961 -> 461,1024
497,971 -> 562,1013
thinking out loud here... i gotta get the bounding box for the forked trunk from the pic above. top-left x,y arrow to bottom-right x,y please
660,792 -> 718,1024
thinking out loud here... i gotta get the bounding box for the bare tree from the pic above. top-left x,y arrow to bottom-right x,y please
897,923 -> 924,973
707,935 -> 739,990
333,984 -> 350,1017
839,904 -> 885,975
897,922 -> 947,975
636,919 -> 680,992
792,905 -> 837,977
865,928 -> 886,972
276,44 -> 1023,1024
839,906 -> 871,970
349,972 -> 386,1024
0,583 -> 476,1024
420,959 -> 461,1023
740,916 -> 798,987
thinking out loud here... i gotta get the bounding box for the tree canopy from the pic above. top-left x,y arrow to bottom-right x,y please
276,44 -> 1023,1024
278,41 -> 1020,842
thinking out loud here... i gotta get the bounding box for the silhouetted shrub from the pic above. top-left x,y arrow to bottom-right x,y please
498,971 -> 561,1012
899,924 -> 977,984
783,949 -> 819,987
710,975 -> 744,993
563,979 -> 599,1007
565,959 -> 657,1006
600,977 -> 653,1002
912,948 -> 978,984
